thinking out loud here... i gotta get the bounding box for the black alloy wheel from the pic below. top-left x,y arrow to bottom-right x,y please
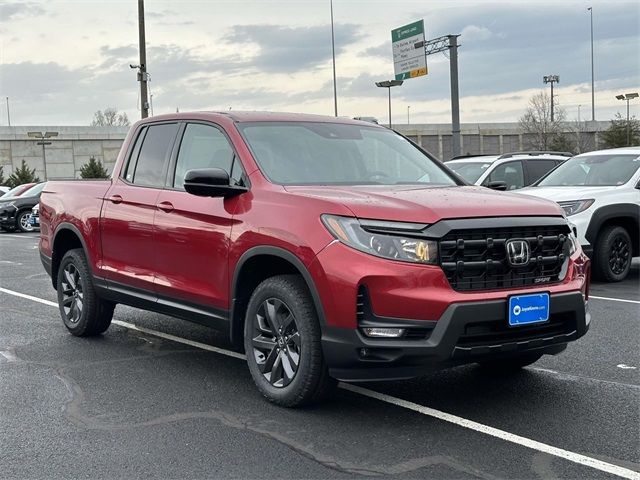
608,234 -> 630,276
244,275 -> 336,407
251,298 -> 301,388
60,263 -> 83,324
56,249 -> 115,336
594,226 -> 632,282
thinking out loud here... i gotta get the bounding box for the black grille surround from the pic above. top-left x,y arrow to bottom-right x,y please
437,220 -> 571,292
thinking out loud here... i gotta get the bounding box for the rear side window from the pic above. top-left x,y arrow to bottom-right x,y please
486,161 -> 524,190
173,123 -> 235,189
526,159 -> 557,185
130,123 -> 179,187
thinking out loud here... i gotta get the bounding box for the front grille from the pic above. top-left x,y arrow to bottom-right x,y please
439,225 -> 570,291
456,312 -> 576,348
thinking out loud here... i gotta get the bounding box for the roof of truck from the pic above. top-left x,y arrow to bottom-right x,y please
140,111 -> 376,126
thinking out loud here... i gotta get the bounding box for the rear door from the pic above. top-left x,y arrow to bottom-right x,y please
483,161 -> 525,190
100,122 -> 179,293
524,159 -> 558,186
152,122 -> 247,314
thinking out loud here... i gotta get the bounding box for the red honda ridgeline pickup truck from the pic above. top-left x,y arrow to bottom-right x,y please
39,112 -> 591,407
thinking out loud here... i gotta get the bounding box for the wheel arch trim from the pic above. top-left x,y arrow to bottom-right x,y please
585,203 -> 640,249
230,246 -> 327,345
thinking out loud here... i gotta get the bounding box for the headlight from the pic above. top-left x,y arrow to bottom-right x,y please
559,199 -> 594,216
321,214 -> 437,264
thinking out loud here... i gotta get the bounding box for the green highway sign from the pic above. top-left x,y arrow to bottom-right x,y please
391,20 -> 427,81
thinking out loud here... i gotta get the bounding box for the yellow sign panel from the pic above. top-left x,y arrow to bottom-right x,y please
410,67 -> 427,78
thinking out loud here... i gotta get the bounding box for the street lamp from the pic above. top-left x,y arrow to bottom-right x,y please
588,7 -> 595,121
375,80 -> 403,129
27,131 -> 58,180
543,75 -> 560,122
616,93 -> 639,146
407,105 -> 410,124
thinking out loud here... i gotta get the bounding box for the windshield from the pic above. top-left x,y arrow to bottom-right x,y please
238,122 -> 458,186
537,154 -> 640,186
0,186 -> 24,198
447,162 -> 491,183
20,182 -> 45,197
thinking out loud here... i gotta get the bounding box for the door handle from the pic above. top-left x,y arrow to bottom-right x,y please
108,194 -> 123,204
156,201 -> 174,213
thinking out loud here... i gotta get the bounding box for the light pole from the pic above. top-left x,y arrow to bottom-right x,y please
588,7 -> 595,121
130,0 -> 149,119
5,97 -> 10,126
375,80 -> 403,129
543,75 -> 560,121
407,105 -> 410,124
578,104 -> 582,123
27,131 -> 58,180
616,93 -> 639,146
330,0 -> 338,117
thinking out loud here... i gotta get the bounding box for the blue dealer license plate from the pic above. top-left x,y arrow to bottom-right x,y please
508,293 -> 549,326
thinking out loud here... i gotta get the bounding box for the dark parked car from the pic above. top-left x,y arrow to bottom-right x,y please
0,182 -> 46,232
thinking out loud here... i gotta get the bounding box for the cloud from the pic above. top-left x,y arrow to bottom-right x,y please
363,43 -> 391,60
223,23 -> 365,72
460,25 -> 500,42
0,2 -> 46,23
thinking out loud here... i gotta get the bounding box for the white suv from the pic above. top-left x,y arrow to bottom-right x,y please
517,146 -> 640,282
446,151 -> 570,191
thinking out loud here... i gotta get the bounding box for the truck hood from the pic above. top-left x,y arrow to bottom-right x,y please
517,185 -> 616,202
284,185 -> 564,223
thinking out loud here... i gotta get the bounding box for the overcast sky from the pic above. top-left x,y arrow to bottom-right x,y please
0,0 -> 638,126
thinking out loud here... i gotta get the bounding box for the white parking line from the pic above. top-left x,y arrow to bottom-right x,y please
590,295 -> 640,305
0,286 -> 638,480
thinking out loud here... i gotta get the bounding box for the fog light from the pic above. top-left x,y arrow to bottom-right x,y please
362,328 -> 405,338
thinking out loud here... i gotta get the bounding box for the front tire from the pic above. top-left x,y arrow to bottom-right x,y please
57,249 -> 115,336
16,210 -> 34,233
244,275 -> 336,407
594,226 -> 632,282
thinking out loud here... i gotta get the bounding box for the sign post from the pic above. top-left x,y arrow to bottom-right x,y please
392,20 -> 427,81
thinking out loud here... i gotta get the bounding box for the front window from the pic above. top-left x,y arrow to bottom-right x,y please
537,154 -> 640,186
447,162 -> 491,183
238,122 -> 457,186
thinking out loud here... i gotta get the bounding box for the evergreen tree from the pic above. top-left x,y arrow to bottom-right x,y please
79,156 -> 109,179
600,113 -> 640,148
0,165 -> 5,186
7,160 -> 40,188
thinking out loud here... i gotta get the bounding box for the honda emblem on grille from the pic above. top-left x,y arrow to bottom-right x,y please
506,239 -> 530,267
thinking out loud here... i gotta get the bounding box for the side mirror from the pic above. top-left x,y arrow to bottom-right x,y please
487,180 -> 508,191
183,168 -> 247,198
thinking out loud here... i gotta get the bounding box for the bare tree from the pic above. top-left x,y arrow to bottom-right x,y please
519,92 -> 568,150
91,108 -> 130,127
569,120 -> 596,153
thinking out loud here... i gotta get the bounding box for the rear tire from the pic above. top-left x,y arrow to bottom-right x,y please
593,226 -> 632,282
478,353 -> 543,372
244,274 -> 336,407
56,248 -> 115,336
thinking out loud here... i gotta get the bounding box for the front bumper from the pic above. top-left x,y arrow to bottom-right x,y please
322,291 -> 589,381
0,208 -> 17,227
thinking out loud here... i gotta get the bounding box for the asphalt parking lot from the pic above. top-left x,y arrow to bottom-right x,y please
1,231 -> 638,479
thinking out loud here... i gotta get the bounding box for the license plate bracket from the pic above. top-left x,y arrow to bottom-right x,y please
508,292 -> 550,326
